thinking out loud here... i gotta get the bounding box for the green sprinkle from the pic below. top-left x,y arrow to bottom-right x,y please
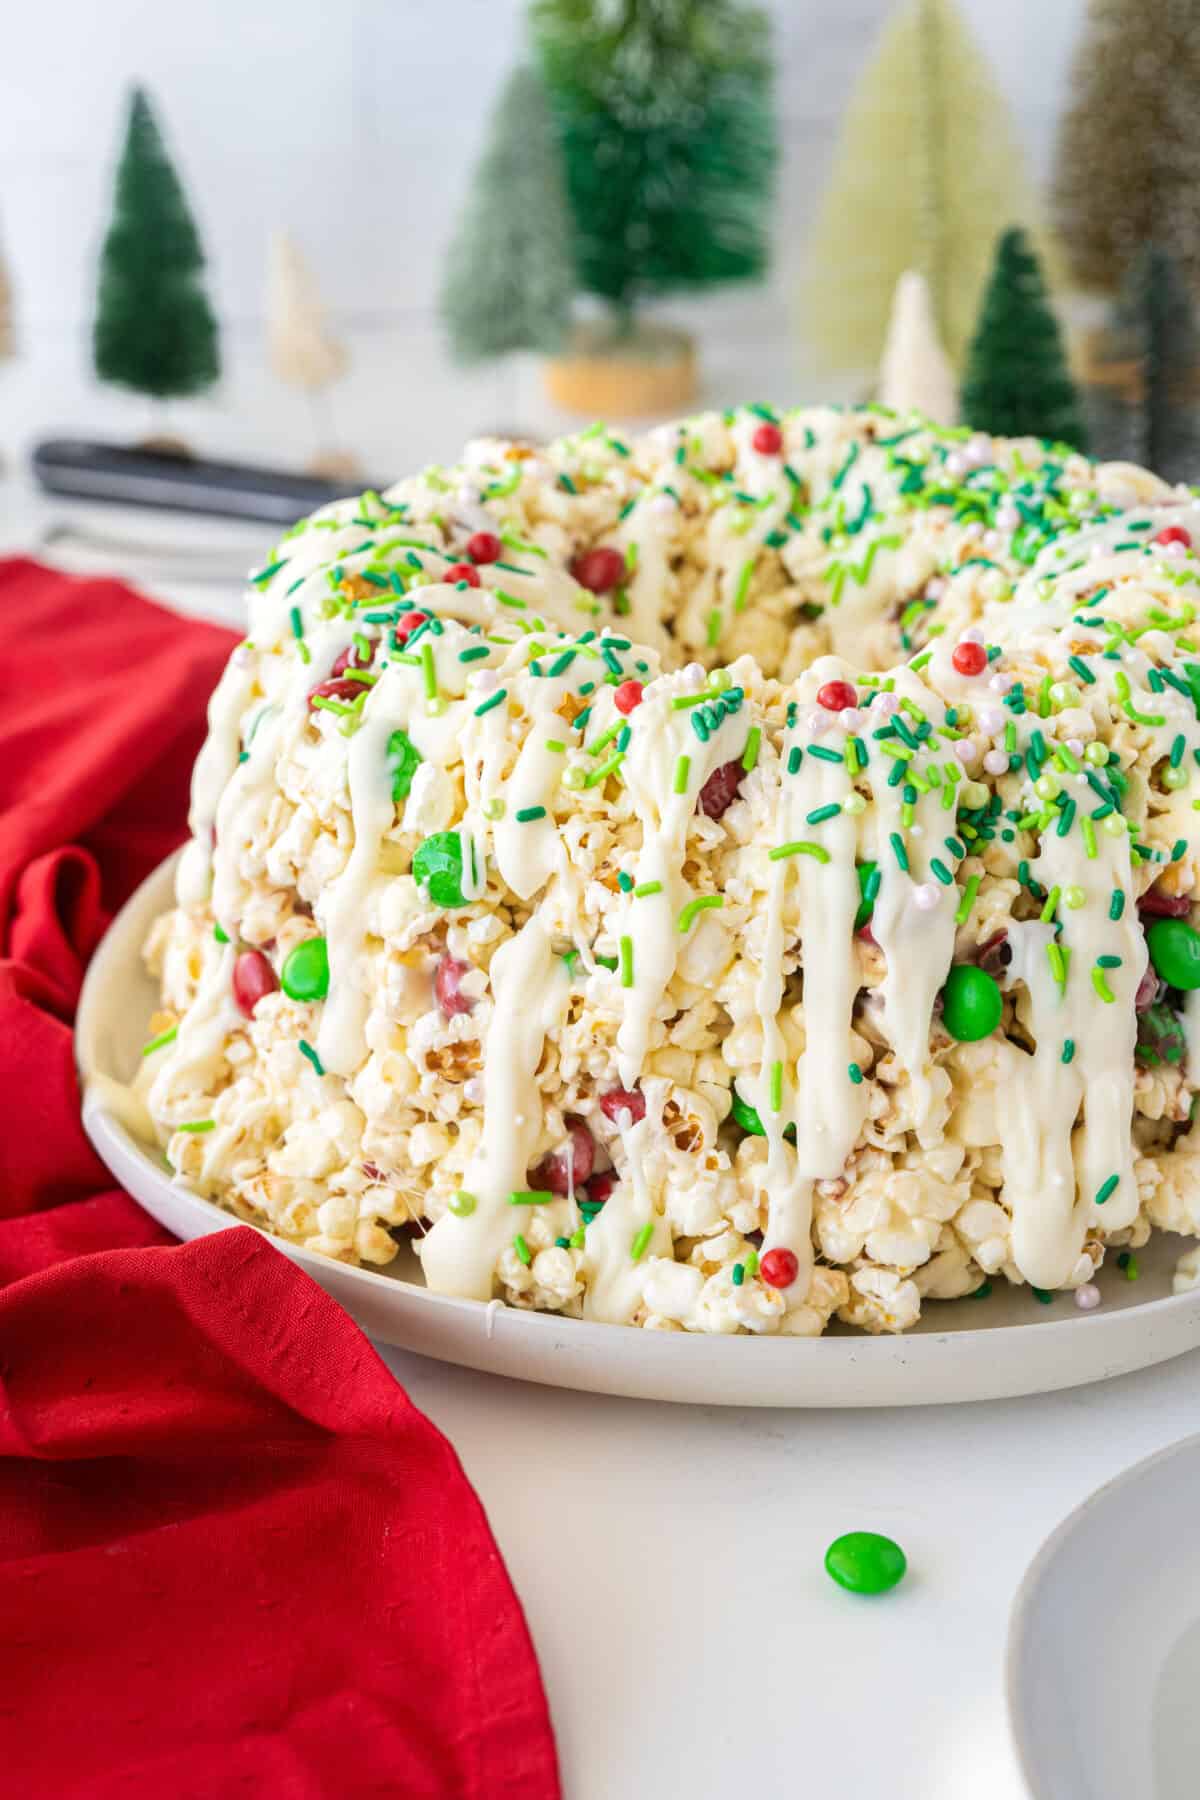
297,1039 -> 325,1077
1062,1039 -> 1075,1064
631,1222 -> 654,1263
1095,1173 -> 1119,1206
178,1120 -> 215,1134
787,745 -> 802,776
707,609 -> 723,646
141,1025 -> 178,1057
1109,889 -> 1126,920
620,935 -> 634,987
734,558 -> 755,612
674,754 -> 691,795
1040,885 -> 1062,924
1031,1288 -> 1054,1305
1173,836 -> 1188,862
515,805 -> 547,823
1123,1253 -> 1140,1281
513,1234 -> 532,1266
474,687 -> 506,718
848,1061 -> 863,1084
889,831 -> 909,872
634,880 -> 664,898
930,858 -> 954,886
1068,655 -> 1095,685
459,645 -> 491,663
769,840 -> 830,863
807,745 -> 844,764
806,803 -> 842,825
252,557 -> 288,587
677,894 -> 724,931
508,1190 -> 554,1206
1092,964 -> 1116,1003
742,726 -> 761,772
732,1262 -> 745,1287
955,874 -> 981,926
769,1059 -> 784,1113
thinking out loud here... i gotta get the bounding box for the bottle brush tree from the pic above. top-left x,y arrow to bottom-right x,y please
961,227 -> 1086,450
878,270 -> 957,426
802,0 -> 1048,372
93,87 -> 219,407
440,66 -> 574,363
1054,0 -> 1200,295
1109,244 -> 1200,480
267,229 -> 349,463
531,0 -> 775,335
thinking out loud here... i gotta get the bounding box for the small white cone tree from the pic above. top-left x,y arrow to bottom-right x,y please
266,230 -> 352,472
879,269 -> 957,426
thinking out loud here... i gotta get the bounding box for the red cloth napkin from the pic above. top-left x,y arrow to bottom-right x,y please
0,560 -> 559,1798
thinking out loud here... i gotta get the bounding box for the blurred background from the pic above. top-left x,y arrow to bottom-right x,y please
0,0 -> 1191,604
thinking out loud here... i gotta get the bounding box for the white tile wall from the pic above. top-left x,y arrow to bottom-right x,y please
0,0 -> 1085,478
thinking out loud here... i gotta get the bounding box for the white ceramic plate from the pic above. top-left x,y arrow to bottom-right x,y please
77,855 -> 1200,1408
1008,1434 -> 1200,1800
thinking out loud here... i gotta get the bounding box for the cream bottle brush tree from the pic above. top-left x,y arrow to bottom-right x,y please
801,0 -> 1049,374
266,230 -> 354,479
878,270 -> 957,426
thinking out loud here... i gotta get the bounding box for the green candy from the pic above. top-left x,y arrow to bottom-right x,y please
854,859 -> 878,931
1147,917 -> 1200,991
825,1531 -> 907,1596
728,1091 -> 796,1143
386,728 -> 422,803
413,832 -> 468,908
280,936 -> 329,1002
730,1091 -> 766,1136
941,962 -> 1002,1042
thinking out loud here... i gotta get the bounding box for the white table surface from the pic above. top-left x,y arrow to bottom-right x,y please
16,475 -> 1198,1800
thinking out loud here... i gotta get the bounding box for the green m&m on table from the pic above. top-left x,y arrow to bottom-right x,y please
413,832 -> 468,908
280,936 -> 329,1002
940,962 -> 1002,1042
825,1531 -> 907,1595
1147,918 -> 1200,991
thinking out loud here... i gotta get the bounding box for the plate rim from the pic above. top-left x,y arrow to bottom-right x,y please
76,851 -> 1200,1408
1005,1431 -> 1200,1799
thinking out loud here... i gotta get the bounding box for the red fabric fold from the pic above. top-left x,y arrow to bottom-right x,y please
0,560 -> 558,1798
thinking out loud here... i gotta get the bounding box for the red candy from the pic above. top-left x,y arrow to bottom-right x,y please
434,954 -> 475,1017
232,949 -> 278,1018
1155,524 -> 1192,549
816,679 -> 857,712
394,611 -> 429,642
613,680 -> 644,715
444,562 -> 480,587
572,546 -> 626,594
697,759 -> 744,819
599,1087 -> 646,1126
752,421 -> 783,455
330,641 -> 373,678
951,640 -> 988,676
587,1171 -> 616,1205
532,1119 -> 596,1195
466,530 -> 502,564
1135,965 -> 1162,1012
1139,888 -> 1192,918
308,676 -> 370,709
759,1247 -> 799,1290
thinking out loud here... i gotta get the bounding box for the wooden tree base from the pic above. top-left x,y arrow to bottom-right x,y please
544,321 -> 697,417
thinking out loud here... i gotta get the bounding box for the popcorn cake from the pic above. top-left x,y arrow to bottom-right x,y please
138,405 -> 1200,1335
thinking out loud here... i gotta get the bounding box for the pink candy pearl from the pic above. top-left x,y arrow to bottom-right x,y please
954,739 -> 978,766
1075,1283 -> 1101,1312
960,625 -> 985,645
989,672 -> 1015,694
806,706 -> 831,736
995,503 -> 1019,531
873,691 -> 899,716
1067,738 -> 1085,757
913,883 -> 940,911
1161,540 -> 1188,561
979,707 -> 1005,734
839,707 -> 863,731
983,749 -> 1009,776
